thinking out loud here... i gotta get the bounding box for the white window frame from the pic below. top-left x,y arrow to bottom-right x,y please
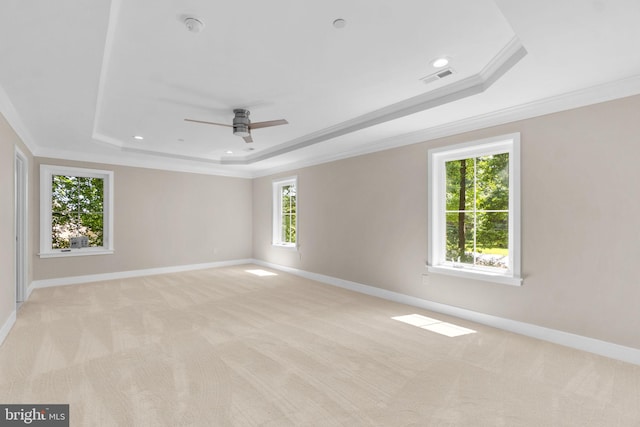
272,176 -> 298,248
39,164 -> 114,258
427,133 -> 522,286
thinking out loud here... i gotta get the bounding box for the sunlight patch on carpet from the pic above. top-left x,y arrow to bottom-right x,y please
246,269 -> 278,277
392,314 -> 476,337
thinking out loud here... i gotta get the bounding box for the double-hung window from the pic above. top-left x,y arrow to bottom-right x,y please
272,176 -> 297,247
428,134 -> 521,285
40,165 -> 114,257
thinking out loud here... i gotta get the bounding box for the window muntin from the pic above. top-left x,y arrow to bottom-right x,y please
428,134 -> 521,285
40,165 -> 114,257
272,177 -> 297,247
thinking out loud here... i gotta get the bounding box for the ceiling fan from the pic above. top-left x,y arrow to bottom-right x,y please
185,109 -> 288,143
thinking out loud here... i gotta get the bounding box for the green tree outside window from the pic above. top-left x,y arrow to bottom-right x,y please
280,184 -> 296,244
445,153 -> 509,269
51,175 -> 104,249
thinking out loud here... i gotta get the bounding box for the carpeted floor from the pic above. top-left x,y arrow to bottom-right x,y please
1,264 -> 639,426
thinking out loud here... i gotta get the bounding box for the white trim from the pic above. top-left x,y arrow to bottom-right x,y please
427,133 -> 521,285
26,283 -> 35,301
252,75 -> 640,178
4,75 -> 638,180
22,256 -> 640,365
38,249 -> 115,259
224,38 -> 525,166
30,259 -> 253,289
0,311 -> 17,347
14,147 -> 29,303
34,145 -> 255,179
427,265 -> 522,286
251,259 -> 640,366
39,164 -> 114,257
0,83 -> 39,155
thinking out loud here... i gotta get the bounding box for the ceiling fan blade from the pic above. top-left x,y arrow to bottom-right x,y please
184,118 -> 232,127
243,134 -> 254,143
250,119 -> 288,130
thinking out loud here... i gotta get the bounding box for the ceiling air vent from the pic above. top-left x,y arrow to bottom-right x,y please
420,68 -> 455,85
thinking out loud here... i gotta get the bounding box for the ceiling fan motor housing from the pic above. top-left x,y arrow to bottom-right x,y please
232,109 -> 250,137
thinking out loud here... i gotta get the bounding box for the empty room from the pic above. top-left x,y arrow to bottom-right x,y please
1,1 -> 640,425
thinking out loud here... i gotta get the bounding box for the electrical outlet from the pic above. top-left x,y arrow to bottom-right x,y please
421,274 -> 430,285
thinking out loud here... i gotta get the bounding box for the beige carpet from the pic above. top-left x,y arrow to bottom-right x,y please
1,265 -> 639,426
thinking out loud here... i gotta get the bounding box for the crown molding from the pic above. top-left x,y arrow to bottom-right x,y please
0,83 -> 40,155
226,37 -> 526,165
9,73 -> 640,179
84,37 -> 526,168
252,74 -> 640,178
34,145 -> 253,178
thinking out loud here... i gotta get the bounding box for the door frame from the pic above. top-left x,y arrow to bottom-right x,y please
14,147 -> 28,305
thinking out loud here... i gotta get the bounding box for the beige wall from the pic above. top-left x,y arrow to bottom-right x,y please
253,94 -> 640,350
33,158 -> 253,280
0,113 -> 34,329
4,95 -> 640,351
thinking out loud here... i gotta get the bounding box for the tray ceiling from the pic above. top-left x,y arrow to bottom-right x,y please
1,0 -> 640,177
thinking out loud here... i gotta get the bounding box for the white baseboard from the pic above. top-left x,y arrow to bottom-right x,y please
252,259 -> 640,366
23,257 -> 640,365
0,310 -> 16,347
30,259 -> 254,289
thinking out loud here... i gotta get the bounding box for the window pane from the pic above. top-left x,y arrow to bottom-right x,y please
52,214 -> 75,249
280,184 -> 296,244
281,214 -> 290,242
445,158 -> 474,211
281,214 -> 296,243
282,185 -> 295,213
289,213 -> 296,243
445,212 -> 475,264
476,212 -> 509,270
52,175 -> 78,213
51,175 -> 104,249
289,194 -> 296,214
476,153 -> 509,211
79,213 -> 104,246
76,177 -> 104,213
273,179 -> 297,245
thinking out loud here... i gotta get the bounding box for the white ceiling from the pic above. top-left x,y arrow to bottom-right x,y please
1,0 -> 640,178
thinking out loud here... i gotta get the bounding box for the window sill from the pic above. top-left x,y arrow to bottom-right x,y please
272,243 -> 298,251
427,265 -> 522,286
39,249 -> 115,259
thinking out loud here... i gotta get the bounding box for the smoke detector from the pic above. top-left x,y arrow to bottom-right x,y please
184,17 -> 204,33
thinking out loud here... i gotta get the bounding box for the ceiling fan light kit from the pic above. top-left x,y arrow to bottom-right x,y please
232,109 -> 251,137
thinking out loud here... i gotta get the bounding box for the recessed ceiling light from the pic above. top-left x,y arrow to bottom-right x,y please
432,57 -> 449,68
332,18 -> 346,29
133,135 -> 144,140
184,17 -> 204,33
225,150 -> 233,154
